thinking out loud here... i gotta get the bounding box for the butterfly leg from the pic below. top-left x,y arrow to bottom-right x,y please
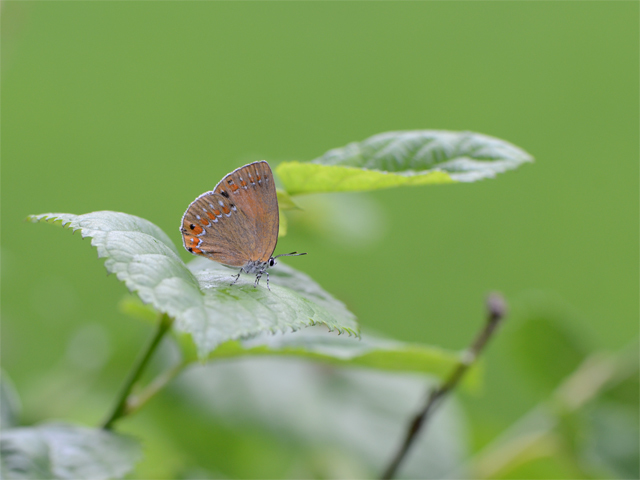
253,271 -> 270,291
230,269 -> 242,286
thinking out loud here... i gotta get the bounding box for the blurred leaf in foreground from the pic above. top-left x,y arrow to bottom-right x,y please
581,400 -> 639,479
469,342 -> 638,480
0,423 -> 141,480
277,130 -> 533,194
174,356 -> 469,478
578,344 -> 639,479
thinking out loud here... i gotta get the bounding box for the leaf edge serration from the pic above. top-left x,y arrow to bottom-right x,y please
29,212 -> 359,358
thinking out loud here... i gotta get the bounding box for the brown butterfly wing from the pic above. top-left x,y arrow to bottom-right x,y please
181,193 -> 254,267
212,161 -> 279,264
180,161 -> 279,267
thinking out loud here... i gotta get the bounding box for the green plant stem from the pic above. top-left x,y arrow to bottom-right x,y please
101,313 -> 174,430
381,293 -> 507,480
124,361 -> 186,417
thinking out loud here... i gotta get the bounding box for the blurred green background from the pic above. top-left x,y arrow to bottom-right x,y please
2,2 -> 637,479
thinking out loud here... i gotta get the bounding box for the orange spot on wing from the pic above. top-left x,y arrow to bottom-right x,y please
191,248 -> 203,255
207,212 -> 216,220
230,184 -> 239,191
191,224 -> 203,235
199,219 -> 209,226
222,205 -> 230,215
240,180 -> 247,187
213,209 -> 221,216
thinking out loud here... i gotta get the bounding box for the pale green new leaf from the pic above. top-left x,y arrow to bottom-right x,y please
276,188 -> 299,237
29,212 -> 358,358
0,423 -> 141,480
277,130 -> 533,194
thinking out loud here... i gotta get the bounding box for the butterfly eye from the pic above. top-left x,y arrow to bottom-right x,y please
269,258 -> 276,267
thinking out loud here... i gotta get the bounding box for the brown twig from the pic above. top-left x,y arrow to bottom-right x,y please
381,293 -> 507,479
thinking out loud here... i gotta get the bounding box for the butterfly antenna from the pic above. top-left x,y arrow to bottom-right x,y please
274,251 -> 307,258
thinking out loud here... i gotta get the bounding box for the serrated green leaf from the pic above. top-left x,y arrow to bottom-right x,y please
30,212 -> 358,358
0,372 -> 21,430
578,346 -> 640,479
0,423 -> 141,480
276,130 -> 533,194
122,294 -> 477,385
184,257 -> 359,353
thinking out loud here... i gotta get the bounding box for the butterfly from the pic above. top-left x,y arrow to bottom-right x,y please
180,161 -> 306,290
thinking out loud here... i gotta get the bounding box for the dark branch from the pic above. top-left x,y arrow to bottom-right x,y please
381,293 -> 507,479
